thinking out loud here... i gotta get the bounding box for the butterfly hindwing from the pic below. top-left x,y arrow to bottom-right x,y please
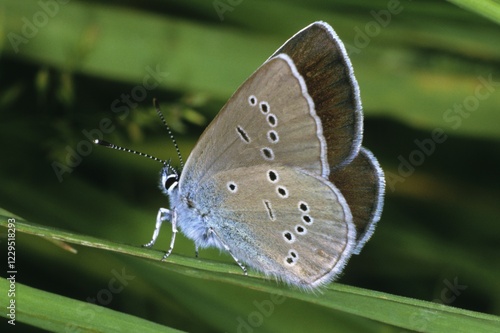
192,164 -> 356,288
329,147 -> 385,254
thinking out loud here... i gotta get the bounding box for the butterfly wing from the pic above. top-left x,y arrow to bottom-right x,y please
173,22 -> 383,289
270,22 -> 385,253
193,164 -> 356,288
179,54 -> 329,195
330,147 -> 385,254
270,21 -> 363,170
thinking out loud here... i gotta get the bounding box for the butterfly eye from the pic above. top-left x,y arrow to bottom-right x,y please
164,174 -> 179,191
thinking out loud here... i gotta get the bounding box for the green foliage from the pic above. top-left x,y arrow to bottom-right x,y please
1,0 -> 499,332
1,215 -> 499,332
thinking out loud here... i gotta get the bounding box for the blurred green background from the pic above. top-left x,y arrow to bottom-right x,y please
1,0 -> 499,332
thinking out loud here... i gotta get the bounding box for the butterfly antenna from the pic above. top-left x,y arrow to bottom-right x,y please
153,98 -> 184,169
93,139 -> 168,167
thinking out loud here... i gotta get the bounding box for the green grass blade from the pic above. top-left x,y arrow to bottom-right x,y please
1,1 -> 500,331
3,0 -> 500,138
1,214 -> 499,333
0,276 -> 185,332
447,0 -> 500,24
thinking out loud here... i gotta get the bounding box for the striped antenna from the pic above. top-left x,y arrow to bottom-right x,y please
93,139 -> 177,176
153,98 -> 184,169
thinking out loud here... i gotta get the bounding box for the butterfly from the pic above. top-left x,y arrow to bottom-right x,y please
96,21 -> 385,289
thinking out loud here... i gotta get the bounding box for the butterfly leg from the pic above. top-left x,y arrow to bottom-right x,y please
143,208 -> 178,261
161,210 -> 178,261
208,227 -> 248,275
143,207 -> 171,248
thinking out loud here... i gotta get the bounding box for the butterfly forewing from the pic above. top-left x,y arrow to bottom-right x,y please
179,54 -> 329,196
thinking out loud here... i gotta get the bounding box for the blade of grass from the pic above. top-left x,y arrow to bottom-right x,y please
3,0 -> 500,138
0,278 -> 185,333
447,0 -> 500,24
1,212 -> 499,332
